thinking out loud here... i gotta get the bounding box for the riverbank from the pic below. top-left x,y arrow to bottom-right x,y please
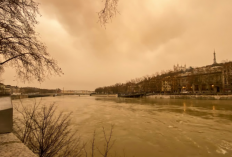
147,94 -> 232,100
10,94 -> 61,100
90,94 -> 118,97
0,133 -> 37,157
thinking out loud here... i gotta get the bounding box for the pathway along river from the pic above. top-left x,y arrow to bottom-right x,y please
13,95 -> 232,157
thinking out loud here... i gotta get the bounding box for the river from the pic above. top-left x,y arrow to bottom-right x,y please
13,95 -> 232,157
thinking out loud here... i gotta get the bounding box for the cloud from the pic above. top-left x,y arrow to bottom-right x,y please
3,0 -> 232,90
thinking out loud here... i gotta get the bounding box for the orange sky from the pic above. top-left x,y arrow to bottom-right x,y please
2,0 -> 232,90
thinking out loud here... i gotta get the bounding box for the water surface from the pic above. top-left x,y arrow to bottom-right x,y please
13,96 -> 232,157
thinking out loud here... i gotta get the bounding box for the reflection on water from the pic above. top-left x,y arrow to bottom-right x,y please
13,96 -> 232,157
183,102 -> 186,112
95,97 -> 232,122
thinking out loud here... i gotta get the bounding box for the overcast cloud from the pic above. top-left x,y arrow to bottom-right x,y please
2,0 -> 232,90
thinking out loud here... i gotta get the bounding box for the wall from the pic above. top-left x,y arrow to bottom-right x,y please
0,133 -> 37,157
148,94 -> 232,100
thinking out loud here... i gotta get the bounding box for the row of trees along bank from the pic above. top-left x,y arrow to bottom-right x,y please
95,62 -> 232,94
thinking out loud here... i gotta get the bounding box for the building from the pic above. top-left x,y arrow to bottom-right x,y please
95,51 -> 232,94
161,80 -> 171,92
136,52 -> 231,94
222,62 -> 232,92
173,64 -> 187,72
10,86 -> 20,94
0,83 -> 11,95
166,52 -> 232,93
0,83 -> 4,94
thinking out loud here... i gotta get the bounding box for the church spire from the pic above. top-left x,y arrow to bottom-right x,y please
213,50 -> 217,64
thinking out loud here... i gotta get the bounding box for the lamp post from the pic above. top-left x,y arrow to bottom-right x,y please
212,85 -> 214,93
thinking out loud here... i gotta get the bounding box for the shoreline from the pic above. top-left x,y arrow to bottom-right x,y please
90,94 -> 118,97
147,94 -> 232,100
3,93 -> 232,100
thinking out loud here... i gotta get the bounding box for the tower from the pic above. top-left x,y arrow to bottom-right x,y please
213,50 -> 217,64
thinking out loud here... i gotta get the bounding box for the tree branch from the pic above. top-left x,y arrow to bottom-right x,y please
0,53 -> 31,65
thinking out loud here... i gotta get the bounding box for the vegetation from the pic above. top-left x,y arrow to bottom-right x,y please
99,0 -> 119,26
0,0 -> 63,82
95,62 -> 232,94
13,100 -> 121,157
13,100 -> 83,157
0,0 -> 119,82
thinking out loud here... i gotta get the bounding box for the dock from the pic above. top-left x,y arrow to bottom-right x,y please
118,93 -> 145,98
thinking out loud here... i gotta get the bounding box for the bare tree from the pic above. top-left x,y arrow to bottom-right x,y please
0,64 -> 3,82
14,100 -> 122,157
97,125 -> 116,157
13,100 -> 85,157
13,99 -> 40,143
99,0 -> 119,26
0,0 -> 63,82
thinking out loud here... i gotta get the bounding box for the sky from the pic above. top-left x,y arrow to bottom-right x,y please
2,0 -> 232,90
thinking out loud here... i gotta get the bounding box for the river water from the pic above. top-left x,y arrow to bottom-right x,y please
13,95 -> 232,157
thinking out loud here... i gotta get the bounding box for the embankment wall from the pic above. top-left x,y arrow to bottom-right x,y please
148,95 -> 232,100
0,133 -> 37,157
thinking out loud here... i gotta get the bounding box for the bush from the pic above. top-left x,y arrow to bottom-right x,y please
13,100 -> 119,157
13,100 -> 85,157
